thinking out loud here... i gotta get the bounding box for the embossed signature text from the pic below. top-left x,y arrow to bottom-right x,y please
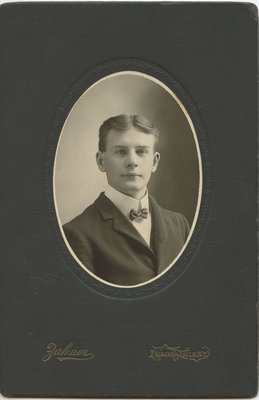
42,342 -> 95,362
149,344 -> 210,362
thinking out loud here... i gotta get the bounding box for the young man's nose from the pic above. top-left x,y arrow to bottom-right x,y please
126,151 -> 138,167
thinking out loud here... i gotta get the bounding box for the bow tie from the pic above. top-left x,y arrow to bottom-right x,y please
129,208 -> 149,221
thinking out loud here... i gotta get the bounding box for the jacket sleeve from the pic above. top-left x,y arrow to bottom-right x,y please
63,223 -> 95,274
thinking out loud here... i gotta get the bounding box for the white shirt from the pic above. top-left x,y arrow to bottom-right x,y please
104,185 -> 151,246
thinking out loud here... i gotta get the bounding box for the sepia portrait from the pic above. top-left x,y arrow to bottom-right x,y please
54,72 -> 202,288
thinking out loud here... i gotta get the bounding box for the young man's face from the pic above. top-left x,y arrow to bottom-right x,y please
96,127 -> 160,199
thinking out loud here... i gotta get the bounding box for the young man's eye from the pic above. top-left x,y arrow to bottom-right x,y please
137,149 -> 148,155
115,149 -> 126,155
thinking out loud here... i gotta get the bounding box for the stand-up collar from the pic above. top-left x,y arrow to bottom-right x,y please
104,185 -> 149,218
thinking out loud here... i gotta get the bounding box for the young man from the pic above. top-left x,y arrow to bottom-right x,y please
63,114 -> 190,286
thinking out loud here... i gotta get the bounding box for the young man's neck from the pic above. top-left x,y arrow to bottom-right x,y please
109,185 -> 147,200
127,191 -> 147,200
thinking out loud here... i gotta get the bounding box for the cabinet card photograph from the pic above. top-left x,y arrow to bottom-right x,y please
54,72 -> 202,287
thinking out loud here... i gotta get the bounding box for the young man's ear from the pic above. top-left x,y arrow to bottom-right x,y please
96,151 -> 106,172
151,152 -> 160,173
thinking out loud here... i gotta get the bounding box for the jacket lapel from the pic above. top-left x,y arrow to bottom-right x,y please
149,196 -> 169,273
94,193 -> 154,255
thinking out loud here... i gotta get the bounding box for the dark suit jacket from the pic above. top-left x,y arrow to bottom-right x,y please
63,193 -> 190,286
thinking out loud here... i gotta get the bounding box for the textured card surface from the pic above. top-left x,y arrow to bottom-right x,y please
0,2 -> 258,398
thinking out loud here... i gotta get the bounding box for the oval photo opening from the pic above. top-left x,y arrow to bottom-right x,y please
54,72 -> 202,288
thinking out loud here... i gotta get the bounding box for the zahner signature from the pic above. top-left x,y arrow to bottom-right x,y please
42,342 -> 95,362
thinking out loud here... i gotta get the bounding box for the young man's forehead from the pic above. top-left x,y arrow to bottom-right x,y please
107,128 -> 156,141
111,144 -> 151,148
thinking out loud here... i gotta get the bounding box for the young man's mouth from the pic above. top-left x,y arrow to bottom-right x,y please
122,173 -> 142,177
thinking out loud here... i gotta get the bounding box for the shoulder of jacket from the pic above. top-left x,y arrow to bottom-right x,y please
164,209 -> 190,236
154,201 -> 189,229
63,202 -> 99,232
161,207 -> 186,224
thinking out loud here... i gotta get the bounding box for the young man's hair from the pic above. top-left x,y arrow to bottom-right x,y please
98,114 -> 159,152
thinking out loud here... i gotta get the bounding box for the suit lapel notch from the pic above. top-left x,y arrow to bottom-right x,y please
112,215 -> 154,256
95,193 -> 154,255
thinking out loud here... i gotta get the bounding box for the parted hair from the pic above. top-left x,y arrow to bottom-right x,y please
98,114 -> 159,152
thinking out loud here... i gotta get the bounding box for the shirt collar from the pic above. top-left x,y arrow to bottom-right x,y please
104,185 -> 149,218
